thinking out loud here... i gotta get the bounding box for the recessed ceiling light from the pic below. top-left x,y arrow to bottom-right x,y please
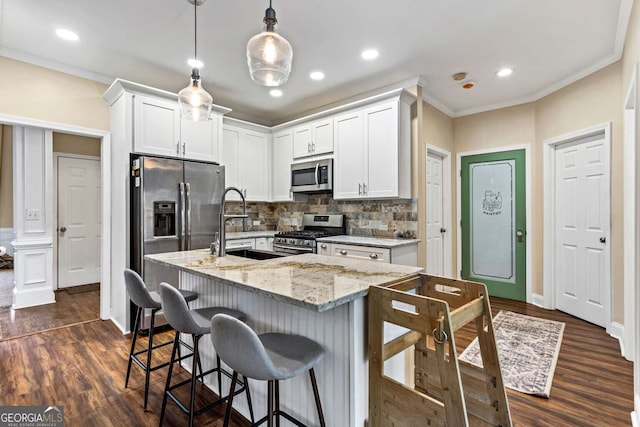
55,28 -> 79,41
188,59 -> 204,68
310,71 -> 325,81
270,89 -> 283,97
361,49 -> 379,60
496,67 -> 514,78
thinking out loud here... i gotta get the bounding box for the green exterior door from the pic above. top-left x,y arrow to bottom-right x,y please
461,149 -> 526,301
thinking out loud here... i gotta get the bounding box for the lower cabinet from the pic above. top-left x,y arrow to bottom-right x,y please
333,244 -> 390,263
225,238 -> 256,250
255,237 -> 274,251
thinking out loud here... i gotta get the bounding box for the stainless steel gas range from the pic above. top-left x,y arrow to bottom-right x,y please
273,214 -> 345,255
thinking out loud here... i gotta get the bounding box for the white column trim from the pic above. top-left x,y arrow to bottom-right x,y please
0,113 -> 111,322
455,144 -> 532,303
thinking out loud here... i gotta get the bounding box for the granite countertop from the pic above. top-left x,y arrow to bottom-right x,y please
145,249 -> 422,312
225,231 -> 277,240
316,235 -> 420,249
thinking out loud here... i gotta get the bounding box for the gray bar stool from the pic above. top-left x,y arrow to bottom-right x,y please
123,268 -> 198,410
159,282 -> 254,427
211,313 -> 326,427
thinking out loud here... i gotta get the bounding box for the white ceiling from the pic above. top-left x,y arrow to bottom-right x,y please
0,0 -> 632,125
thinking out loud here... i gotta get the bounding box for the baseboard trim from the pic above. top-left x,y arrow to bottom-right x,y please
608,321 -> 627,358
110,317 -> 128,335
531,293 -> 545,308
632,394 -> 640,427
632,411 -> 639,427
13,287 -> 55,309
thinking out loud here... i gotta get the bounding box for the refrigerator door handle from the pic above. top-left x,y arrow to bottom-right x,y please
179,182 -> 186,251
185,182 -> 192,250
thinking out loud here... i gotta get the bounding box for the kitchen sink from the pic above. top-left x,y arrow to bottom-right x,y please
226,248 -> 290,260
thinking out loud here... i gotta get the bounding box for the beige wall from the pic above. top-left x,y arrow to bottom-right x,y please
53,132 -> 101,157
446,63 -> 623,321
0,57 -> 109,131
0,125 -> 13,228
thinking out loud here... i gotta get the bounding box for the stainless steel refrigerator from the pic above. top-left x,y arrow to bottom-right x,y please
130,154 -> 224,328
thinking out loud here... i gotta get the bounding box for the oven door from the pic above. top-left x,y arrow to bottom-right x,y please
272,244 -> 315,255
291,159 -> 332,193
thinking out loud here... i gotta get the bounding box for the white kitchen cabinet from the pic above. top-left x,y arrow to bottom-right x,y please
334,95 -> 412,200
293,118 -> 333,159
222,124 -> 270,201
316,242 -> 332,256
255,237 -> 273,251
272,128 -> 294,201
132,93 -> 224,162
333,244 -> 390,263
225,238 -> 255,250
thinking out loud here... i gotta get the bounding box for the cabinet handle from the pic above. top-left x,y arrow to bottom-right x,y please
176,142 -> 180,155
358,183 -> 362,195
370,253 -> 378,259
340,249 -> 347,255
320,244 -> 327,249
182,142 -> 186,156
308,142 -> 312,153
363,183 -> 367,194
312,142 -> 315,152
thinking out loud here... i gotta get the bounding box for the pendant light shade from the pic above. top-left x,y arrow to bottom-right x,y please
178,68 -> 213,121
179,0 -> 213,121
247,0 -> 292,87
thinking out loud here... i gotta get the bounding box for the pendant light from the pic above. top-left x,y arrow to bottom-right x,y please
178,0 -> 213,121
246,0 -> 293,87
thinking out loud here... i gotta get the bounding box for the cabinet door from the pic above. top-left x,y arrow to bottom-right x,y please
182,114 -> 221,162
333,111 -> 365,199
272,129 -> 293,201
312,118 -> 334,155
293,124 -> 312,159
222,126 -> 241,191
364,102 -> 399,198
133,94 -> 180,157
241,130 -> 270,201
316,241 -> 332,256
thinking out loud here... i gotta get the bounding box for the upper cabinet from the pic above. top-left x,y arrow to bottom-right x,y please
221,122 -> 271,202
103,79 -> 230,162
293,118 -> 333,159
272,128 -> 294,201
334,92 -> 413,200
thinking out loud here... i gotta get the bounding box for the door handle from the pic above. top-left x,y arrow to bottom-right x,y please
599,236 -> 606,244
185,182 -> 192,250
516,228 -> 524,242
59,226 -> 67,233
315,163 -> 319,186
440,227 -> 447,233
179,182 -> 186,250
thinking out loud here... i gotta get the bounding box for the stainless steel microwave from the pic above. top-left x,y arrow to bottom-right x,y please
291,159 -> 333,193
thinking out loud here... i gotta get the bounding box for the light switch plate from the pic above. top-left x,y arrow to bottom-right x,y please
26,209 -> 41,220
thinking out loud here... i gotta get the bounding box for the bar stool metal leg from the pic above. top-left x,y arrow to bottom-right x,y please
275,380 -> 280,427
159,332 -> 181,427
142,308 -> 159,410
309,368 -> 326,427
124,306 -> 142,389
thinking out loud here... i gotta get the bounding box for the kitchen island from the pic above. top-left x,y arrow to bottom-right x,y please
146,249 -> 422,427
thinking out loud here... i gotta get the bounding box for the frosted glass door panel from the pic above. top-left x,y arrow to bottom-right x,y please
469,160 -> 515,283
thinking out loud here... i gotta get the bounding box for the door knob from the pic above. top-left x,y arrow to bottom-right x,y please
59,226 -> 67,233
440,227 -> 447,233
516,228 -> 524,242
599,237 -> 606,244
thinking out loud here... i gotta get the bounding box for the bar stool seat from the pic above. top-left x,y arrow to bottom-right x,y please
123,268 -> 199,410
211,313 -> 326,427
159,282 -> 254,427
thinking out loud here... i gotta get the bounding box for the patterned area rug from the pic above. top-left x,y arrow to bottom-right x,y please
459,310 -> 565,398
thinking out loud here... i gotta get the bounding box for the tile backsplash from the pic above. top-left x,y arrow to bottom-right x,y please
225,195 -> 417,238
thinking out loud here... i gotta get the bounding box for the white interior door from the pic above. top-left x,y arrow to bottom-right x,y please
426,152 -> 444,275
58,156 -> 101,288
554,134 -> 609,327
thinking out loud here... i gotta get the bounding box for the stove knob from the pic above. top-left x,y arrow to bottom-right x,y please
303,240 -> 310,246
288,238 -> 296,245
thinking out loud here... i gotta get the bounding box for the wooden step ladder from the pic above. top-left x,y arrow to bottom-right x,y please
369,273 -> 512,427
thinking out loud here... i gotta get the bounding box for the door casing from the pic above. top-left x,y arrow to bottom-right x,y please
456,144 -> 532,303
426,144 -> 452,277
543,122 -> 612,333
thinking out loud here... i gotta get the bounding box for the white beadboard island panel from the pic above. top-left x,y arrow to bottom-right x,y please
145,250 -> 422,426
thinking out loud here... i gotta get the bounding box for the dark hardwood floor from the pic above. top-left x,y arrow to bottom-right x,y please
0,296 -> 634,426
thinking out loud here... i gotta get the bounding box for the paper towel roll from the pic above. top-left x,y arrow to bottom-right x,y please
0,246 -> 6,257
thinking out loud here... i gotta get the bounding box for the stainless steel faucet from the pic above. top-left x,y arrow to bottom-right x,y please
218,186 -> 248,256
